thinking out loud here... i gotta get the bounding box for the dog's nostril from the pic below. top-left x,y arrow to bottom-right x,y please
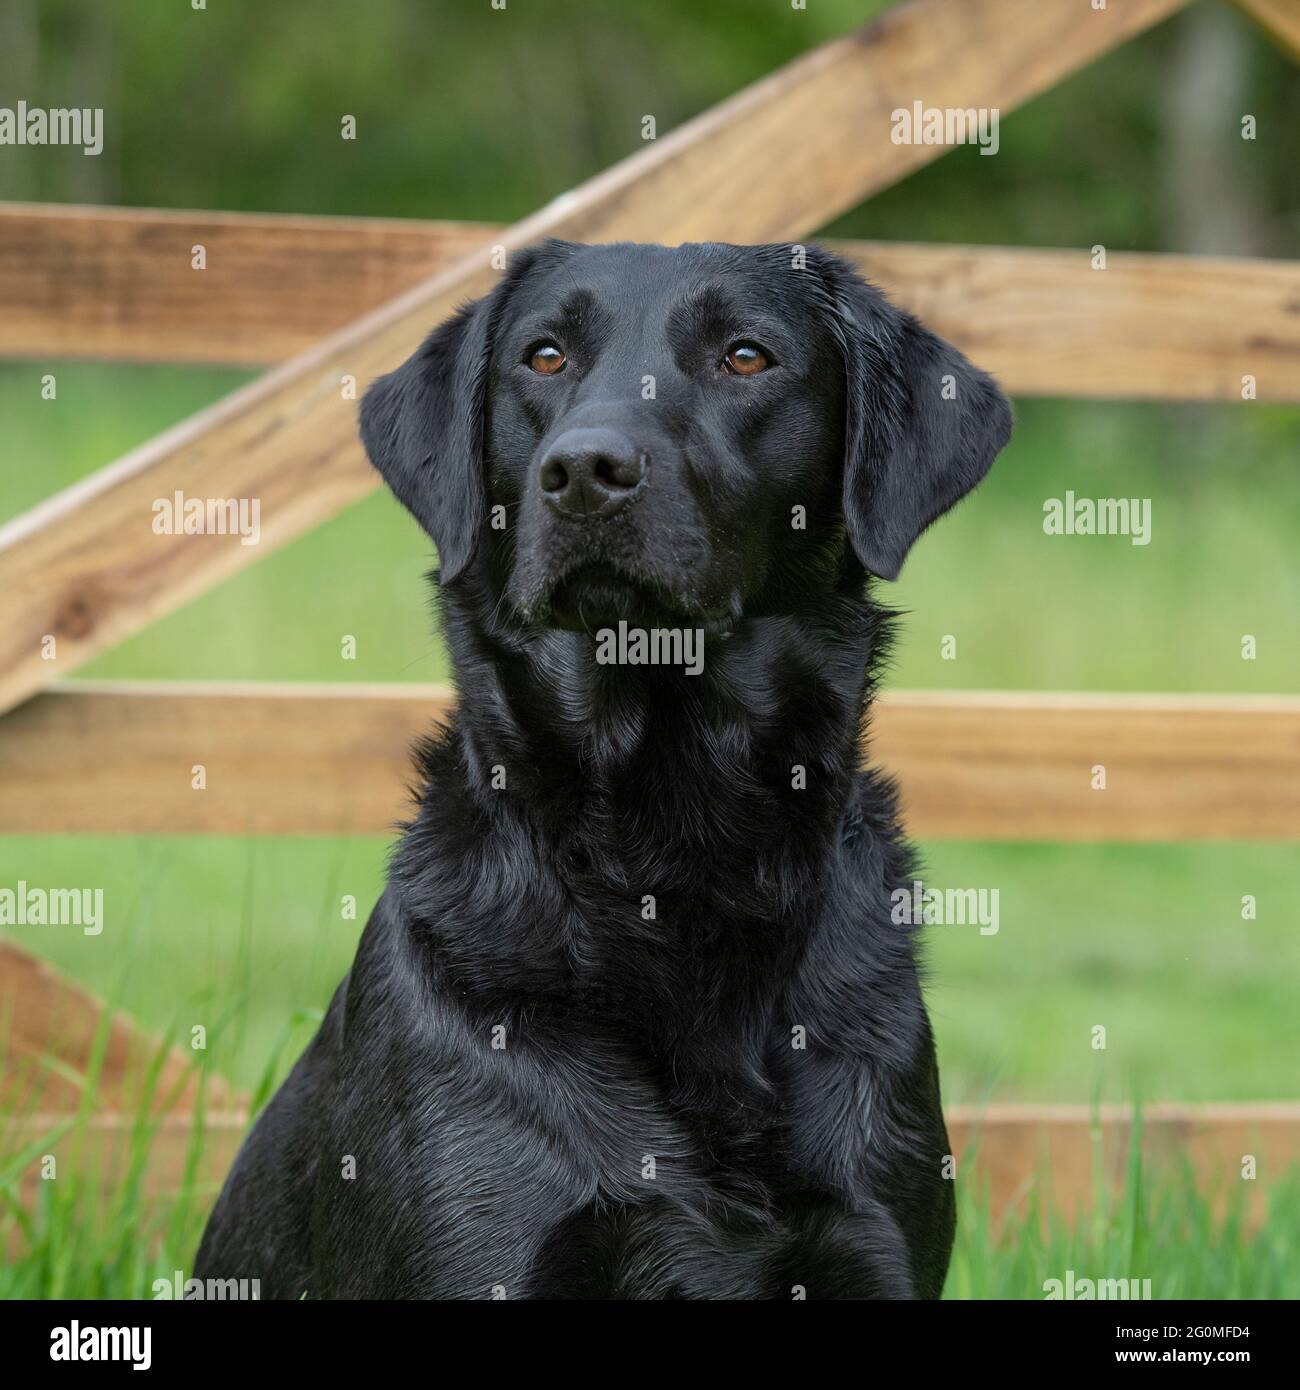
594,453 -> 645,491
539,458 -> 570,495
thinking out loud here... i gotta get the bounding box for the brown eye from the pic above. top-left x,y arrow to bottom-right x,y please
528,342 -> 566,375
723,342 -> 770,376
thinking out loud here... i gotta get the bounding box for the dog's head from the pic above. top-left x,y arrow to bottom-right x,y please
361,241 -> 1011,631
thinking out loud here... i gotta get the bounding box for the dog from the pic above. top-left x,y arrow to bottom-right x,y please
194,240 -> 1011,1299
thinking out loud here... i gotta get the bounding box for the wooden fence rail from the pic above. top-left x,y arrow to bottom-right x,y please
2,682 -> 1296,840
4,204 -> 1297,405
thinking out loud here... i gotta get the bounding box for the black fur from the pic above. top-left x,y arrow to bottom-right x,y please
195,241 -> 1011,1300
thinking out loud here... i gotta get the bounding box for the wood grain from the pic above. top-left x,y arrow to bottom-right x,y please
6,206 -> 1295,404
0,0 -> 1191,717
2,682 -> 1295,840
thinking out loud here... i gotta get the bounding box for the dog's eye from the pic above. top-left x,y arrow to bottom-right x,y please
527,342 -> 566,375
723,342 -> 771,376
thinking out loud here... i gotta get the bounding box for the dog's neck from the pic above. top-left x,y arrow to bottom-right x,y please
457,579 -> 881,845
390,575 -> 899,1047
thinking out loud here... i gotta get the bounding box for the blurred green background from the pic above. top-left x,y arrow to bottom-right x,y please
0,0 -> 1297,1113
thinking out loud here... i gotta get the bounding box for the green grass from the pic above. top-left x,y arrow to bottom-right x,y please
922,842 -> 1300,1104
889,398 -> 1300,694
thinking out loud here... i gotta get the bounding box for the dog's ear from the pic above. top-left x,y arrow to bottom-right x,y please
359,250 -> 539,582
816,253 -> 1012,581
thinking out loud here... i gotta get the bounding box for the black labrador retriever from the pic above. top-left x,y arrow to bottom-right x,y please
195,240 -> 1011,1299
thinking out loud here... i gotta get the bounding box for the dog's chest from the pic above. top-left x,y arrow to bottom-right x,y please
457,1105 -> 867,1300
377,1027 -> 871,1298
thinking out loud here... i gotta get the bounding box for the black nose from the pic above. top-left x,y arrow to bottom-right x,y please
538,429 -> 648,518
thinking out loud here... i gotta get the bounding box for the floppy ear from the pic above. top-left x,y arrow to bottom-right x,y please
359,304 -> 489,582
360,251 -> 544,582
823,258 -> 1012,581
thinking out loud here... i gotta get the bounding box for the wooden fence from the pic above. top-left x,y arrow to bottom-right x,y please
2,0 -> 1298,1226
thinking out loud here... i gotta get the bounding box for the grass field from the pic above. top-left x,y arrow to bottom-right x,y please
2,361 -> 1297,1296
